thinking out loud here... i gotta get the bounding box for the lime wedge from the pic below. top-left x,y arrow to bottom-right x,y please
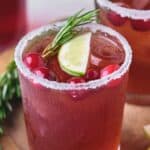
144,124 -> 150,139
58,32 -> 92,76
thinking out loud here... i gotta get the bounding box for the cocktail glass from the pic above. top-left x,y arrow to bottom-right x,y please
15,23 -> 132,150
96,0 -> 150,105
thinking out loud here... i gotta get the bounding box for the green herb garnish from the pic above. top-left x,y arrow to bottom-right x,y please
0,60 -> 21,134
42,9 -> 98,58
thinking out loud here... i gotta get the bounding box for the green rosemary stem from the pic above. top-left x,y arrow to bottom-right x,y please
0,60 -> 21,135
42,9 -> 98,59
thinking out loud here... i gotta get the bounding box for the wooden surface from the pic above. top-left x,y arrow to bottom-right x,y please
0,49 -> 28,150
0,49 -> 150,150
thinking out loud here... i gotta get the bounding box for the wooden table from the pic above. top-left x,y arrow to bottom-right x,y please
0,49 -> 150,150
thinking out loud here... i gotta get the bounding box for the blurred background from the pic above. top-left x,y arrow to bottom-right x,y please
0,0 -> 94,51
27,0 -> 95,30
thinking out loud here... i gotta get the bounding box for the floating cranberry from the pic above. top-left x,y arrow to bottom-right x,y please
23,52 -> 44,70
85,69 -> 100,81
67,77 -> 86,100
67,77 -> 85,84
101,64 -> 120,77
107,11 -> 127,26
107,2 -> 129,26
33,67 -> 50,79
48,70 -> 56,81
101,64 -> 122,87
48,57 -> 72,82
131,19 -> 150,31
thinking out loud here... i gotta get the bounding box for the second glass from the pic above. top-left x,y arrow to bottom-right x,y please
96,0 -> 150,105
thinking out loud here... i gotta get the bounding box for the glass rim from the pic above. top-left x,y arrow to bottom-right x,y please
97,0 -> 150,20
15,22 -> 132,90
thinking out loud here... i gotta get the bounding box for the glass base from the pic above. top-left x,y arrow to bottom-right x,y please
126,93 -> 150,105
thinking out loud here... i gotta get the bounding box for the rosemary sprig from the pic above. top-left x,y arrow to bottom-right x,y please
42,9 -> 98,58
0,60 -> 21,134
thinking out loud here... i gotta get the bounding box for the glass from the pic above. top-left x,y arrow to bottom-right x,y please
0,0 -> 26,50
96,0 -> 150,105
15,23 -> 132,150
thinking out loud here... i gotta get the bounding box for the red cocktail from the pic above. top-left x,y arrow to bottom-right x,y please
0,0 -> 26,50
96,0 -> 150,104
15,22 -> 132,150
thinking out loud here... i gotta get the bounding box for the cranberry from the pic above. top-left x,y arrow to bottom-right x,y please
107,11 -> 127,26
49,70 -> 56,81
67,77 -> 85,84
67,77 -> 86,100
107,2 -> 129,26
101,64 -> 120,77
48,57 -> 72,82
131,19 -> 150,31
101,64 -> 122,87
85,69 -> 99,81
23,52 -> 44,70
33,67 -> 50,79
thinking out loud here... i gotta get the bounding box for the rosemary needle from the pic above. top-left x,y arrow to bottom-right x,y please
42,9 -> 98,58
0,60 -> 21,134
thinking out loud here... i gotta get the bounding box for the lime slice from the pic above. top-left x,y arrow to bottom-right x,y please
58,32 -> 92,76
144,124 -> 150,139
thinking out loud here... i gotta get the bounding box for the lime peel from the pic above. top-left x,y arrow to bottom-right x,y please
58,32 -> 92,76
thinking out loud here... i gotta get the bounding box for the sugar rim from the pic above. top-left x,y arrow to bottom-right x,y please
15,22 -> 132,90
97,0 -> 150,20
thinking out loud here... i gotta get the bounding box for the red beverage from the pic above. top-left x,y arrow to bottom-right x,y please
0,0 -> 26,50
15,23 -> 132,150
96,0 -> 150,105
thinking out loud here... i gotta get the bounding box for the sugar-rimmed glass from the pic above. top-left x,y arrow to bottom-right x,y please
96,0 -> 150,105
15,23 -> 132,150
